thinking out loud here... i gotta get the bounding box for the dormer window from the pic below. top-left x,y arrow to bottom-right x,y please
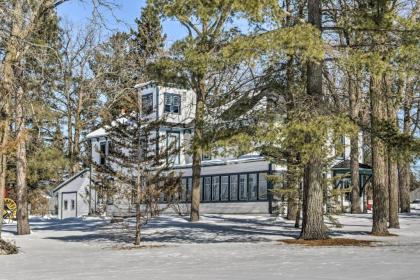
142,93 -> 153,115
164,93 -> 181,114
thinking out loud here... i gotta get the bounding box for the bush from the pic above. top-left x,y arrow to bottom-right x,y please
0,238 -> 18,255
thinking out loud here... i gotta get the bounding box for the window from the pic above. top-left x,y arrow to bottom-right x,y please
230,175 -> 238,201
212,176 -> 220,201
258,173 -> 268,200
202,153 -> 211,161
187,178 -> 192,202
142,94 -> 153,115
239,174 -> 248,200
204,177 -> 211,201
164,93 -> 181,114
64,200 -> 68,210
71,200 -> 75,210
166,132 -> 180,164
100,142 -> 106,165
336,135 -> 346,159
249,173 -> 258,200
200,177 -> 203,201
181,179 -> 187,202
220,176 -> 229,201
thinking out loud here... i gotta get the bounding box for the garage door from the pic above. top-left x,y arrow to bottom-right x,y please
62,192 -> 77,219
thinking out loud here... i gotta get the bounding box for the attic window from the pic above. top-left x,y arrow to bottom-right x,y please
164,93 -> 181,114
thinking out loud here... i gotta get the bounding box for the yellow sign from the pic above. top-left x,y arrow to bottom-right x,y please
2,198 -> 17,223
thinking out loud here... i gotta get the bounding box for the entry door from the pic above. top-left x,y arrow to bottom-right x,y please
62,192 -> 77,219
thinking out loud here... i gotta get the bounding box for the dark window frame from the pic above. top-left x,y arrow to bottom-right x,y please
99,141 -> 107,165
164,93 -> 181,114
142,93 -> 154,115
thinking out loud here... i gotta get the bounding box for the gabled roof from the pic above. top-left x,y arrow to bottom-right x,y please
52,169 -> 89,193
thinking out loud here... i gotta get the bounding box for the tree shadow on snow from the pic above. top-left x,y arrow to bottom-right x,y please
43,215 -> 301,245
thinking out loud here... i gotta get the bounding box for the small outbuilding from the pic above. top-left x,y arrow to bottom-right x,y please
52,169 -> 97,219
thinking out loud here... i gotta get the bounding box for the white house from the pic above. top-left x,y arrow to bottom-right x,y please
79,82 -> 371,217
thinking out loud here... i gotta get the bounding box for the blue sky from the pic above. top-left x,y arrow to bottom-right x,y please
57,0 -> 186,44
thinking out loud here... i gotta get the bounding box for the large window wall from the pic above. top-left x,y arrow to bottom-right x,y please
179,172 -> 269,203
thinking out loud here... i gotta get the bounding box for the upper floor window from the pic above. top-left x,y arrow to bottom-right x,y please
164,93 -> 181,114
100,141 -> 106,165
142,94 -> 153,115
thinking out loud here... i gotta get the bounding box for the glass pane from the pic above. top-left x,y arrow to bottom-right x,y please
221,176 -> 229,201
204,177 -> 211,201
200,177 -> 203,201
181,178 -> 187,202
230,175 -> 238,201
142,94 -> 153,114
258,173 -> 268,200
164,93 -> 172,105
71,200 -> 75,210
239,174 -> 248,200
249,173 -> 258,200
64,200 -> 68,210
212,176 -> 220,201
173,95 -> 180,105
187,178 -> 192,202
173,105 -> 180,114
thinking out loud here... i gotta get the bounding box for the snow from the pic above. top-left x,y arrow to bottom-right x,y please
2,213 -> 420,280
86,127 -> 107,139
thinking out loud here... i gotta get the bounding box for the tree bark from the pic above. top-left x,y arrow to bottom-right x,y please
300,0 -> 328,240
294,181 -> 302,228
287,197 -> 298,220
388,153 -> 400,228
16,86 -> 31,235
349,76 -> 361,214
399,161 -> 411,213
386,87 -> 399,228
350,133 -> 361,213
286,157 -> 299,220
0,106 -> 10,238
399,80 -> 414,213
301,157 -> 328,239
190,82 -> 205,222
370,76 -> 389,235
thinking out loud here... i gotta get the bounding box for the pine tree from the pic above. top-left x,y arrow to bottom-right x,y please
152,0 -> 322,222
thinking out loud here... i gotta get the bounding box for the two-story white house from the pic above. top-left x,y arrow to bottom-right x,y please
53,82 -> 371,218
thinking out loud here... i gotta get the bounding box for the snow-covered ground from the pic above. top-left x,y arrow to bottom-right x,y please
2,213 -> 420,280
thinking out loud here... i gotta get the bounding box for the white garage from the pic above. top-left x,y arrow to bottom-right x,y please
52,169 -> 97,219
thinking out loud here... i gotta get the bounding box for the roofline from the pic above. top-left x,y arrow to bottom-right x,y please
170,157 -> 268,170
52,169 -> 89,193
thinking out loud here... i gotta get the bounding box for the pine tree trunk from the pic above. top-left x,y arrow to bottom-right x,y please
388,153 -> 399,228
350,133 -> 361,213
16,86 -> 30,235
300,0 -> 328,240
190,82 -> 205,222
385,77 -> 399,228
349,76 -> 361,214
0,108 -> 9,238
370,76 -> 389,235
399,81 -> 413,213
399,161 -> 411,213
287,197 -> 298,220
300,157 -> 328,239
295,182 -> 302,228
134,175 -> 142,245
286,157 -> 298,220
